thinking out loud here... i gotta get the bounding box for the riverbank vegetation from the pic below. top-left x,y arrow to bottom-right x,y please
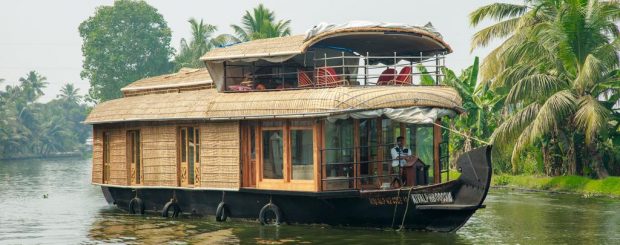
461,0 -> 620,178
493,174 -> 620,197
0,72 -> 90,159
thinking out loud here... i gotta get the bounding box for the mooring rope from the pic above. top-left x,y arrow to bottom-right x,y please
391,187 -> 402,228
398,186 -> 415,231
432,122 -> 490,145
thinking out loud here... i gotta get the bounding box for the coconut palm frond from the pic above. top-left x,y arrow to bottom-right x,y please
471,17 -> 521,50
494,63 -> 537,90
575,54 -> 607,94
528,90 -> 577,142
469,3 -> 529,26
574,95 -> 611,144
479,36 -> 515,83
491,102 -> 540,146
230,24 -> 250,42
275,19 -> 292,36
506,73 -> 568,104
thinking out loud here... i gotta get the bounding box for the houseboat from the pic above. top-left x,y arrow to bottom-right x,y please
85,22 -> 492,232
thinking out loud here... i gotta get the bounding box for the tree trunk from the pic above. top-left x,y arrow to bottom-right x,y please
542,143 -> 552,176
590,142 -> 609,179
549,132 -> 563,176
565,135 -> 577,175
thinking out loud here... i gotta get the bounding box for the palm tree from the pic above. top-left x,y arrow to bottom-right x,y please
175,18 -> 218,70
470,0 -> 620,177
19,71 -> 47,102
58,83 -> 82,104
231,4 -> 291,41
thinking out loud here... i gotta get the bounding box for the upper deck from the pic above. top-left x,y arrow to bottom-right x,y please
200,22 -> 452,93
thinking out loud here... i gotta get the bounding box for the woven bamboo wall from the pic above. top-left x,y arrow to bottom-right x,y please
108,127 -> 127,185
92,126 -> 103,184
201,121 -> 240,189
141,124 -> 178,186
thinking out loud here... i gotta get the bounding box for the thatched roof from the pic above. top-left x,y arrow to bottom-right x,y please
201,26 -> 452,61
85,86 -> 462,124
201,35 -> 307,61
121,68 -> 213,96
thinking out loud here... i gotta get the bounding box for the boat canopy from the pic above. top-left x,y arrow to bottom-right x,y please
201,22 -> 452,92
84,86 -> 462,124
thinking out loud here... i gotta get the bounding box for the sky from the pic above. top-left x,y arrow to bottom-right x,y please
0,0 -> 513,102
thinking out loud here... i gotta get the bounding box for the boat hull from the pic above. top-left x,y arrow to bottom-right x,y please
101,146 -> 492,232
103,184 -> 474,232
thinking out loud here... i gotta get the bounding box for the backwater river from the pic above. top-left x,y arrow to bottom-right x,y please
1,157 -> 619,244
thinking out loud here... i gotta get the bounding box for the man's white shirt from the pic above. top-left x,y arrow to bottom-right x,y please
391,146 -> 412,167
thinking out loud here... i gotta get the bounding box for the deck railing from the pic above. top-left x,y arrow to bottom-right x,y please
320,144 -> 437,191
222,52 -> 447,92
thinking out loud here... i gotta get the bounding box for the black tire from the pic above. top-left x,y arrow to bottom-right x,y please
128,197 -> 145,215
259,203 -> 282,225
162,201 -> 181,218
215,202 -> 229,222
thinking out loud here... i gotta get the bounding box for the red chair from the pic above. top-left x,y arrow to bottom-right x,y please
376,68 -> 397,85
315,67 -> 348,87
297,69 -> 314,88
390,66 -> 412,85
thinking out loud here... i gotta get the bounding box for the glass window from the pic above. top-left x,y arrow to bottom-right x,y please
127,130 -> 141,184
195,128 -> 200,163
291,129 -> 313,180
381,119 -> 401,174
181,128 -> 187,163
359,119 -> 378,177
179,127 -> 199,185
415,126 -> 434,165
262,130 -> 284,179
324,119 -> 354,178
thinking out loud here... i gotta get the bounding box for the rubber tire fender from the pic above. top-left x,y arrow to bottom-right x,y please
128,197 -> 145,215
162,200 -> 181,218
215,202 -> 229,222
259,203 -> 282,225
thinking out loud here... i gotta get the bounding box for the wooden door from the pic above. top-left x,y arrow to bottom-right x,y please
127,130 -> 142,185
241,124 -> 257,187
102,132 -> 111,184
179,127 -> 199,186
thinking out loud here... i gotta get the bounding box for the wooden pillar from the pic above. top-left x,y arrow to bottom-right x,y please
376,118 -> 383,182
433,119 -> 441,184
353,119 -> 360,189
283,122 -> 290,183
319,120 -> 326,191
314,120 -> 322,192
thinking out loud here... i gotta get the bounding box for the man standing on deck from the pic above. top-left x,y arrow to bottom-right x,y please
391,136 -> 411,185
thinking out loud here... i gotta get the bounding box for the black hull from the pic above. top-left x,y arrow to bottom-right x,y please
101,146 -> 492,232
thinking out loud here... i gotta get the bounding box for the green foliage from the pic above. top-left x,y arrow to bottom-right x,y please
441,57 -> 504,170
79,0 -> 173,102
231,4 -> 291,41
471,0 -> 620,177
492,174 -> 620,196
0,72 -> 89,159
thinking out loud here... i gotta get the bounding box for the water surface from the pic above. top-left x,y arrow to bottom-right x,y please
1,158 -> 619,244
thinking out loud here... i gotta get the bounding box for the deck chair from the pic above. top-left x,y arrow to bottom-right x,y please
376,68 -> 397,85
389,66 -> 412,85
315,67 -> 348,87
297,69 -> 314,88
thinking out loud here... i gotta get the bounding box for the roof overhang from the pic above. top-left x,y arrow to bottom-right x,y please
200,26 -> 452,63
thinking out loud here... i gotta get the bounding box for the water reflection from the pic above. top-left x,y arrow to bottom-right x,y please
1,158 -> 619,244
